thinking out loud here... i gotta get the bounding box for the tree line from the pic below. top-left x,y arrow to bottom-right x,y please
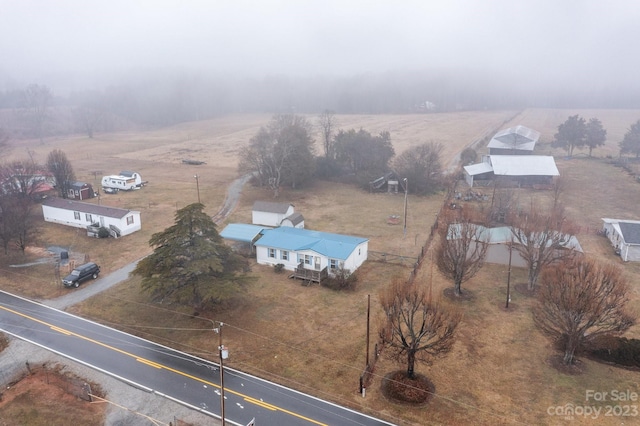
5,69 -> 640,141
552,114 -> 640,158
238,111 -> 446,198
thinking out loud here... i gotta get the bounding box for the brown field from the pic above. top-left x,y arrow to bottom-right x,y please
2,109 -> 640,425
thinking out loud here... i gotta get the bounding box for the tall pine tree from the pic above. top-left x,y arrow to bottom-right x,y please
133,203 -> 251,310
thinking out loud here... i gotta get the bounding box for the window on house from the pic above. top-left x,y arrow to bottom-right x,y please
330,259 -> 344,270
268,248 -> 276,258
304,254 -> 312,265
74,211 -> 80,220
281,250 -> 288,261
127,216 -> 134,225
85,213 -> 92,222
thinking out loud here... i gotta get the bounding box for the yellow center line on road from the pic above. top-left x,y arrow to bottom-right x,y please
50,325 -> 71,335
0,304 -> 328,426
136,358 -> 163,369
243,396 -> 278,411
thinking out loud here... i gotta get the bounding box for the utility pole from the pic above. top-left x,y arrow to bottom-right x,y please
366,294 -> 370,366
403,178 -> 408,237
506,241 -> 513,309
194,175 -> 201,204
215,323 -> 226,425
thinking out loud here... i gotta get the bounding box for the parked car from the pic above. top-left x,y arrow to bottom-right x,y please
62,262 -> 100,288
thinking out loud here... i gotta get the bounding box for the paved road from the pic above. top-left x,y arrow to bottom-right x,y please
0,174 -> 396,425
0,290 -> 394,426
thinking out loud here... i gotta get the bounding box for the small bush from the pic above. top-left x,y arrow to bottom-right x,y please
97,227 -> 111,238
587,335 -> 640,368
274,263 -> 285,273
322,268 -> 358,291
382,370 -> 434,404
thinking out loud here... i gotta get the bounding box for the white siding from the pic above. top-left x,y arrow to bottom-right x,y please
342,241 -> 369,272
42,205 -> 141,236
252,206 -> 295,227
255,242 -> 369,273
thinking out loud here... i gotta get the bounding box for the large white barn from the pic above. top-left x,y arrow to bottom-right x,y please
463,155 -> 559,187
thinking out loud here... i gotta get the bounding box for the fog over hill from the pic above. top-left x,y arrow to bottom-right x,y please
1,1 -> 640,121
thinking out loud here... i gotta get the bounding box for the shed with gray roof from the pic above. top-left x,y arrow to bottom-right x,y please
602,218 -> 640,261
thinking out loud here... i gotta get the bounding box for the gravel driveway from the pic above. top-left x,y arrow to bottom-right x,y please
0,174 -> 252,425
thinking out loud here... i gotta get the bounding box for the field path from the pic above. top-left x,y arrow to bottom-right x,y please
212,173 -> 253,224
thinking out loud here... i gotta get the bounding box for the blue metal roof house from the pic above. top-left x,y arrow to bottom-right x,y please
253,227 -> 368,276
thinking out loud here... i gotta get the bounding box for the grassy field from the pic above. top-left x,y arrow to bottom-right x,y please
2,109 -> 640,425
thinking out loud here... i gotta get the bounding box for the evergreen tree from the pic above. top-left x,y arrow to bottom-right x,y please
132,203 -> 251,310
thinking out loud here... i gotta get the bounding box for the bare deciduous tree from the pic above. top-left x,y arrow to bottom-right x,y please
380,278 -> 461,379
46,149 -> 76,199
534,258 -> 635,365
76,103 -> 104,138
0,157 -> 42,254
435,211 -> 489,297
510,207 -> 579,292
0,127 -> 9,154
318,109 -> 337,159
22,84 -> 53,142
239,114 -> 315,197
0,156 -> 45,199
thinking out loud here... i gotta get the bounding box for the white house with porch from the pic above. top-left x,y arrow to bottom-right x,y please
253,227 -> 368,280
41,197 -> 141,237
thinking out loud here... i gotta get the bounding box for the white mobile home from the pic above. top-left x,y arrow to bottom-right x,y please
254,227 -> 368,274
41,197 -> 141,237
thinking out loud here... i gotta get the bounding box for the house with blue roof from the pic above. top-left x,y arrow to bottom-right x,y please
253,226 -> 368,278
219,223 -> 271,254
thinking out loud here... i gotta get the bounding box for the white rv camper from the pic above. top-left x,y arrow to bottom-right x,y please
101,171 -> 144,192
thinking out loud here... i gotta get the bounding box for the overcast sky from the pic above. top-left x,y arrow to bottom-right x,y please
1,0 -> 639,91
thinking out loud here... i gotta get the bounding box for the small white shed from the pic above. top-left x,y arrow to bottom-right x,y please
252,201 -> 299,227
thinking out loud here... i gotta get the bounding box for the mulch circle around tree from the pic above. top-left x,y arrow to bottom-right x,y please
514,282 -> 537,297
381,370 -> 435,406
548,355 -> 587,375
443,287 -> 476,302
498,301 -> 519,312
